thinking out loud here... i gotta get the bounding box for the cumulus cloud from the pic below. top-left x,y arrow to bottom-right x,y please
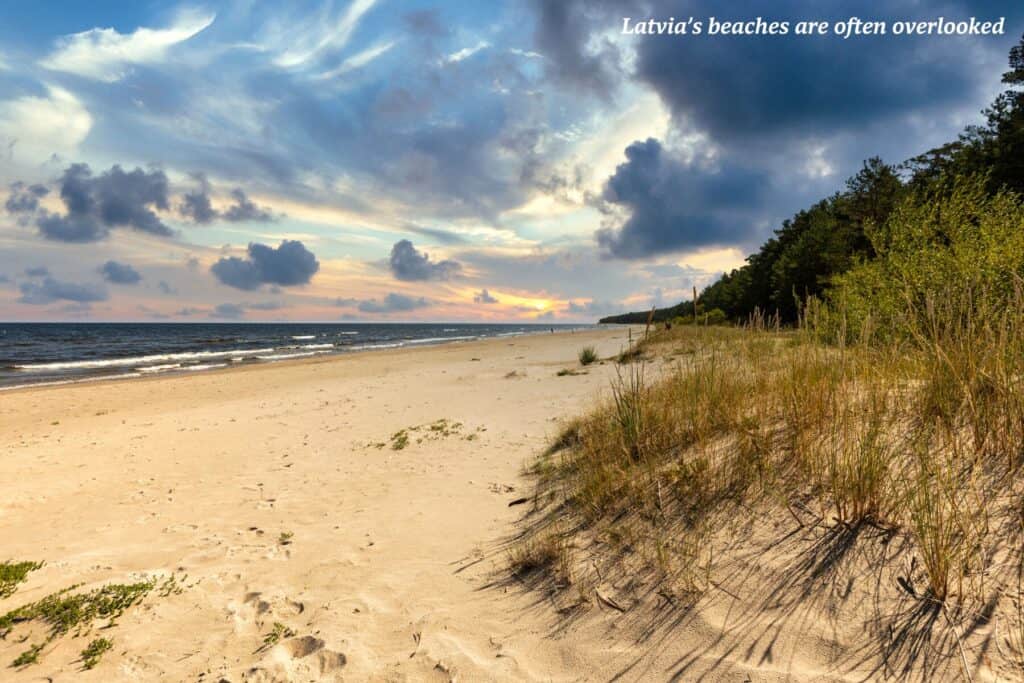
39,10 -> 215,82
388,239 -> 461,281
157,280 -> 177,295
175,306 -> 206,316
36,163 -> 172,242
473,288 -> 498,304
18,276 -> 108,305
222,189 -> 274,222
211,240 -> 320,290
595,138 -> 767,258
99,260 -> 142,285
25,266 -> 50,277
5,182 -> 48,213
179,178 -> 274,224
357,292 -> 431,313
179,173 -> 217,224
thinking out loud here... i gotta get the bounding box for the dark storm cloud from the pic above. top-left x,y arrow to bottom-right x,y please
18,276 -> 108,305
531,0 -> 623,94
36,163 -> 172,242
99,260 -> 142,285
357,293 -> 431,313
388,240 -> 461,281
5,182 -> 48,213
532,0 -> 1020,141
211,240 -> 320,290
474,288 -> 498,304
179,173 -> 217,224
629,1 -> 1020,142
596,138 -> 767,258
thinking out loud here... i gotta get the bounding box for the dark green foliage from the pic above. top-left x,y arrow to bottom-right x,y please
605,34 -> 1024,328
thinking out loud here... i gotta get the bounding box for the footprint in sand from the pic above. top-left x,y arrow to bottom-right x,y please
243,635 -> 346,681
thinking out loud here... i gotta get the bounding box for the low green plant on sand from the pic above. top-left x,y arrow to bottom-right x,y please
1,578 -> 155,668
0,561 -> 43,599
80,637 -> 113,670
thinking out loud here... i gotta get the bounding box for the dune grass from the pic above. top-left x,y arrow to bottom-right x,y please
521,290 -> 1024,651
518,187 -> 1024,647
578,346 -> 598,366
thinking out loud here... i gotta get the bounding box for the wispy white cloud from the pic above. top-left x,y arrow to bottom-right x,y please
444,41 -> 489,64
314,39 -> 395,80
274,0 -> 378,69
39,10 -> 215,82
0,85 -> 92,162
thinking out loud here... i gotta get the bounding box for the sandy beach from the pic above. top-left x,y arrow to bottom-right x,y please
4,325 -> 985,682
1,327 -> 642,681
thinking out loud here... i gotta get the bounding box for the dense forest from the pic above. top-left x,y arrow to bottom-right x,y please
601,34 -> 1024,326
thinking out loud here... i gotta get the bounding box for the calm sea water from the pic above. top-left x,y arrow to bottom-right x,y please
0,322 -> 593,390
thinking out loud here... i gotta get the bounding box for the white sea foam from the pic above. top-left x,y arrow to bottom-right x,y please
254,351 -> 320,361
291,335 -> 316,340
14,348 -> 277,372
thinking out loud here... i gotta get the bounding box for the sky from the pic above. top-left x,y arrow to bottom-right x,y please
0,0 -> 1019,322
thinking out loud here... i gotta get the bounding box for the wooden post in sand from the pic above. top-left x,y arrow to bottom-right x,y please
644,306 -> 655,340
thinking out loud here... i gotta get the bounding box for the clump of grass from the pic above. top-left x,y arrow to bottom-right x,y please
0,560 -> 43,599
80,637 -> 113,670
544,419 -> 582,457
262,621 -> 295,648
557,368 -> 584,377
578,346 -> 598,366
508,531 -> 572,584
616,341 -> 646,364
12,642 -> 43,667
278,531 -> 294,546
390,429 -> 409,450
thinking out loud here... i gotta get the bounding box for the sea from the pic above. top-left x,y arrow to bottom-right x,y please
0,322 -> 594,390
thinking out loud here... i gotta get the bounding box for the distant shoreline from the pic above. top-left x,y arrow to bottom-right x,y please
0,323 -> 614,394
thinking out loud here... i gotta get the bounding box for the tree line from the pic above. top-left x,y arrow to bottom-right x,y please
601,34 -> 1024,326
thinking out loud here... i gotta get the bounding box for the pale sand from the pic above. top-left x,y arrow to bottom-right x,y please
0,327 -> 951,681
